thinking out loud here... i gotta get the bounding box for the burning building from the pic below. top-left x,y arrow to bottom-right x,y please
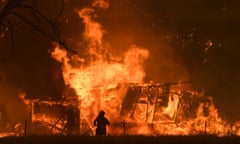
20,81 -> 233,136
10,0 -> 240,137
1,0 -> 240,138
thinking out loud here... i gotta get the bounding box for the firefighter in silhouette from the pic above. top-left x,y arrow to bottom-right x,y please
93,110 -> 110,136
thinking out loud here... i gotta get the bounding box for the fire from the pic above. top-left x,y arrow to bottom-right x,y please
49,0 -> 237,136
6,0 -> 239,137
51,41 -> 149,126
51,0 -> 149,131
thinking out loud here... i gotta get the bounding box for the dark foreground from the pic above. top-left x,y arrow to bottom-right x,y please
0,135 -> 240,144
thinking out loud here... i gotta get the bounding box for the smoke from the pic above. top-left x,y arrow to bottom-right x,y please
81,0 -> 240,122
0,80 -> 26,125
125,0 -> 240,122
0,0 -> 65,126
101,0 -> 190,84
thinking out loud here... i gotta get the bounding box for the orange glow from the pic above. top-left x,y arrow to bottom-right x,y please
49,0 -> 238,136
11,0 -> 240,137
92,0 -> 109,9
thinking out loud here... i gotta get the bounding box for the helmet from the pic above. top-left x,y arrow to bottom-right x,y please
99,110 -> 105,116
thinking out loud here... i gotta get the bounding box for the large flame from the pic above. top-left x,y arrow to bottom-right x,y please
13,0 -> 240,137
51,0 -> 150,135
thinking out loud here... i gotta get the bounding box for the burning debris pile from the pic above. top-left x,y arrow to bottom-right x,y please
21,82 -> 233,136
105,82 -> 230,136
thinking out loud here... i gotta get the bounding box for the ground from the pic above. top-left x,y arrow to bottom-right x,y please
0,135 -> 240,144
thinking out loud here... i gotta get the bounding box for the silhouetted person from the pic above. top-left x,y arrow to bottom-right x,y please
93,110 -> 110,136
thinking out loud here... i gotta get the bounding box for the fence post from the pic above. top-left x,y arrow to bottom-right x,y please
123,120 -> 126,136
24,119 -> 27,136
204,120 -> 207,136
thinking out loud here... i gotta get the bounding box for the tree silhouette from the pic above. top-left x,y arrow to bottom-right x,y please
0,0 -> 77,56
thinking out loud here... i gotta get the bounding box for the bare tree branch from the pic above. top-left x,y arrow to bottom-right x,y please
8,11 -> 77,54
0,0 -> 77,55
0,0 -> 24,19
